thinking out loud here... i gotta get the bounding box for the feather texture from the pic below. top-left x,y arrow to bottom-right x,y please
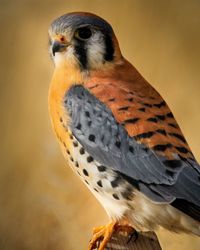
64,85 -> 200,221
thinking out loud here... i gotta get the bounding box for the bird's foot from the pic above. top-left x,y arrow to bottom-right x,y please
88,222 -> 116,250
115,224 -> 138,243
88,222 -> 137,250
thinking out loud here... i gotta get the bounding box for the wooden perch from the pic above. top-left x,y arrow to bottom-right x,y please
94,231 -> 162,250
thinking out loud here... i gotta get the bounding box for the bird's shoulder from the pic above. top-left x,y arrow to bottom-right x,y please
84,64 -> 194,162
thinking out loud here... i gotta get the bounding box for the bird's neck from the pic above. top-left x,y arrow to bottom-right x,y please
49,61 -> 86,106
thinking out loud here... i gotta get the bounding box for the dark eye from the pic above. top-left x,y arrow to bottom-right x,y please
75,27 -> 92,41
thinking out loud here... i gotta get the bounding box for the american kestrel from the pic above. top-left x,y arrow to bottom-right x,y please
48,12 -> 200,250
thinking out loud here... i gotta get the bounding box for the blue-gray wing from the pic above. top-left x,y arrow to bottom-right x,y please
64,85 -> 200,220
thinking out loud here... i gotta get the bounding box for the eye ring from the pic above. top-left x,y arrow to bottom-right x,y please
75,27 -> 92,41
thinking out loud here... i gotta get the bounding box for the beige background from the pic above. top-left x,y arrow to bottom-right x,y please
0,0 -> 200,249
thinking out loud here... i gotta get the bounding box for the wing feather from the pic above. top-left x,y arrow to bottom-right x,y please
64,84 -> 200,220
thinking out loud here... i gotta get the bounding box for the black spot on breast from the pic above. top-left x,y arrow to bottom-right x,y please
64,126 -> 68,132
163,159 -> 182,168
70,156 -> 74,162
83,169 -> 89,176
80,147 -> 85,155
88,134 -> 95,142
121,190 -> 132,201
97,180 -> 103,187
97,165 -> 106,172
94,188 -> 99,192
85,180 -> 89,185
112,193 -> 120,200
60,117 -> 63,123
75,161 -> 79,167
87,156 -> 94,163
66,149 -> 70,155
73,141 -> 78,147
111,176 -> 121,188
69,134 -> 73,140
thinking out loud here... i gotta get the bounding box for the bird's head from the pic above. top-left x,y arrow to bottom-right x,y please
48,12 -> 122,71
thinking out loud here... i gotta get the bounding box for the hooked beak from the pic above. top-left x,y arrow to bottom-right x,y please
52,41 -> 69,56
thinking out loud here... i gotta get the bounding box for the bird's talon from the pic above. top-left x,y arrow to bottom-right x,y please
89,222 -> 116,250
127,229 -> 138,244
92,225 -> 105,234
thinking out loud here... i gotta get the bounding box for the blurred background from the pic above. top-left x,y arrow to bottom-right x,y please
0,0 -> 200,249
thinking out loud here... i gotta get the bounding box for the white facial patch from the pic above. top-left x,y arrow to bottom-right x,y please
53,45 -> 79,69
86,31 -> 106,69
53,51 -> 65,67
